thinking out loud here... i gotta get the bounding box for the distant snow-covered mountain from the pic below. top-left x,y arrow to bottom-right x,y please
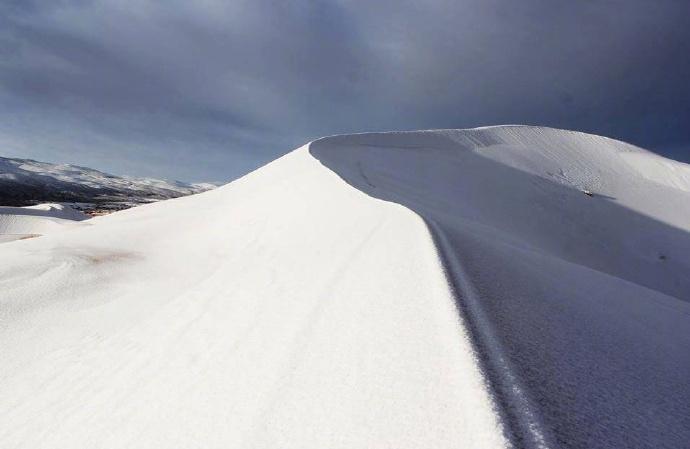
0,155 -> 218,209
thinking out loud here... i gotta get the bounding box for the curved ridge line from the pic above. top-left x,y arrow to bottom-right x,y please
426,219 -> 553,449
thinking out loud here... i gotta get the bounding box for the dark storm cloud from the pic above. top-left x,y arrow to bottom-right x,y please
1,0 -> 689,181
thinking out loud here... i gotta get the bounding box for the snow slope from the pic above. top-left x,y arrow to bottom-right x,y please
311,126 -> 690,448
0,203 -> 88,243
1,126 -> 688,449
0,146 -> 505,448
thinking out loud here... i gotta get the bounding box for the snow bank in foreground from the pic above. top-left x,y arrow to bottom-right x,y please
1,126 -> 688,449
0,147 -> 505,448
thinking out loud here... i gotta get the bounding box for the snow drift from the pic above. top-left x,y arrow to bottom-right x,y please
1,126 -> 688,449
0,203 -> 87,243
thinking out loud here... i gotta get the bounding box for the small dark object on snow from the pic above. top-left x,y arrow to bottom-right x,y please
582,190 -> 594,197
659,254 -> 667,261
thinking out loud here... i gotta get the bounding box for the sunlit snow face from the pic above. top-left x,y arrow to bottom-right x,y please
1,0 -> 689,180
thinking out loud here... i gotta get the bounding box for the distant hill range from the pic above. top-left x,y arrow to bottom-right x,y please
0,155 -> 218,213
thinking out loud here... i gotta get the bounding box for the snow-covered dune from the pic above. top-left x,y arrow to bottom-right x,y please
0,203 -> 88,243
0,146 -> 505,448
311,126 -> 690,448
1,126 -> 688,449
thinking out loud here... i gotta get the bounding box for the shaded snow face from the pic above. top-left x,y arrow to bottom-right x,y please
312,126 -> 690,300
311,126 -> 690,449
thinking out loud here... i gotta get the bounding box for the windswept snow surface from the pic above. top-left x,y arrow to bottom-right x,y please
1,126 -> 689,449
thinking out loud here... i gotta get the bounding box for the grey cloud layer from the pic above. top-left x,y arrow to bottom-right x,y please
1,0 -> 689,180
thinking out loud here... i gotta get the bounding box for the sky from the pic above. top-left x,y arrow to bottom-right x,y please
1,0 -> 689,182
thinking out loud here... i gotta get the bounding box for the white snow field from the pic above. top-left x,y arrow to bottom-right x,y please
1,126 -> 689,448
0,203 -> 88,243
